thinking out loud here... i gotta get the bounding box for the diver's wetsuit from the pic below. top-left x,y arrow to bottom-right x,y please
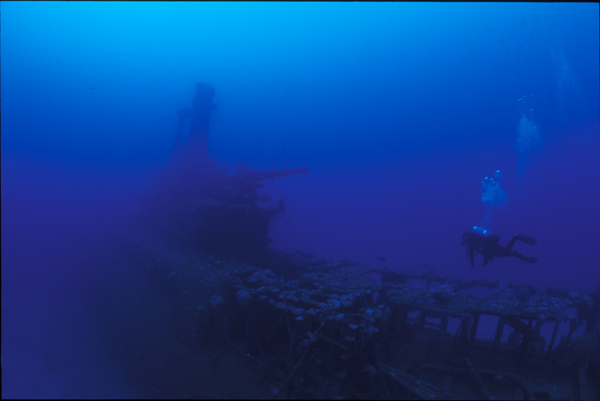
461,226 -> 538,267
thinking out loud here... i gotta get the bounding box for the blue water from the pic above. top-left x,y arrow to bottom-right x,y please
2,2 -> 599,398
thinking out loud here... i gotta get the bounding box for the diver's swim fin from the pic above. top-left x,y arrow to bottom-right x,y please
522,256 -> 538,263
516,235 -> 537,246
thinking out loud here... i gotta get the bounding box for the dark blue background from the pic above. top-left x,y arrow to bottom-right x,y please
2,3 -> 598,398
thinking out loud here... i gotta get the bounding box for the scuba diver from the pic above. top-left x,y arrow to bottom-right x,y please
461,226 -> 538,267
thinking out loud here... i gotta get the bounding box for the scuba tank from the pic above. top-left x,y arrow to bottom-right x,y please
471,226 -> 492,237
